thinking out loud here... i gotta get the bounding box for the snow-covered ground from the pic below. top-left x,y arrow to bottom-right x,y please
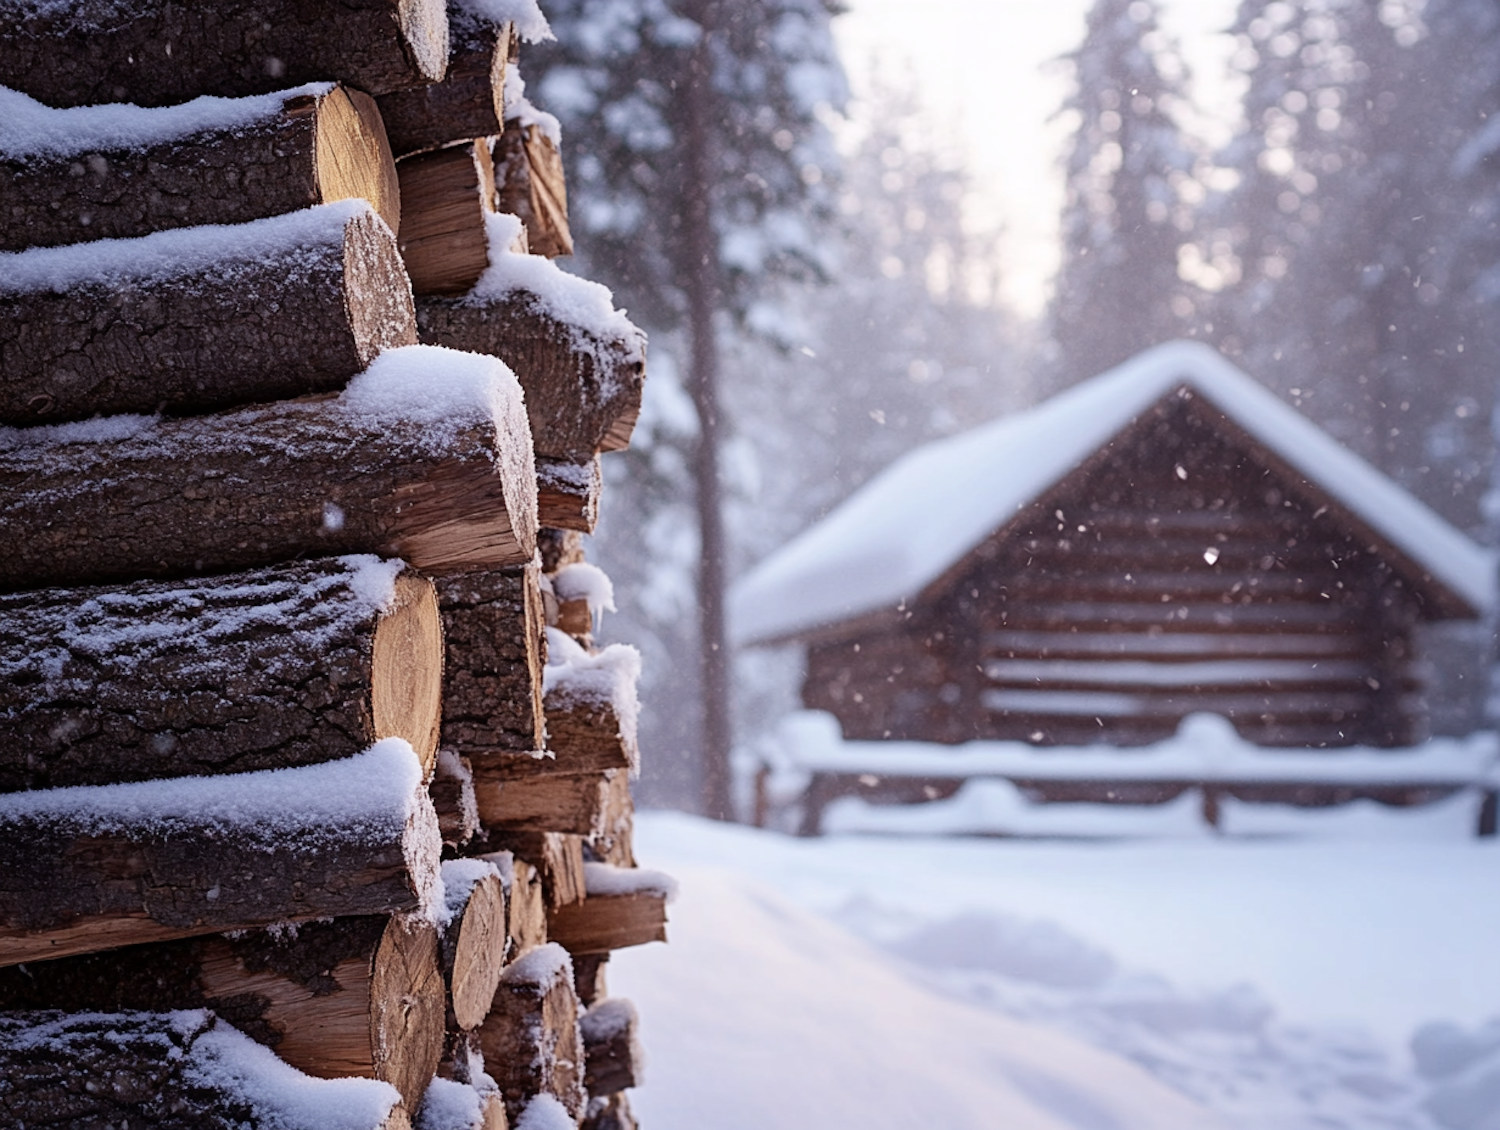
610,812 -> 1500,1129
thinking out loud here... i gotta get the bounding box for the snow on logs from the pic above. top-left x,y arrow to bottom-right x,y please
437,859 -> 510,1033
0,915 -> 446,1114
416,213 -> 647,461
415,1077 -> 509,1130
0,84 -> 400,251
0,739 -> 441,966
0,202 -> 415,425
0,1010 -> 412,1130
580,998 -> 642,1097
0,0 -> 450,109
545,864 -> 673,957
0,345 -> 539,589
493,111 -> 573,258
478,942 -> 586,1123
0,557 -> 443,790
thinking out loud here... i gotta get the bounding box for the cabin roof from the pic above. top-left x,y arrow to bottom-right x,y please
730,341 -> 1495,645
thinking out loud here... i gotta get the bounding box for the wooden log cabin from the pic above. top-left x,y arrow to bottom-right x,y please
730,343 -> 1494,763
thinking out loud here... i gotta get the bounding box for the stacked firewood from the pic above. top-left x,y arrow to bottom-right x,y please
0,3 -> 667,1128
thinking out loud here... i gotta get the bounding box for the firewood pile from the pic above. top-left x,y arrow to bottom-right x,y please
0,3 -> 665,1127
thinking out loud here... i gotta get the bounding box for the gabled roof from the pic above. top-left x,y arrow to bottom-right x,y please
730,341 -> 1495,645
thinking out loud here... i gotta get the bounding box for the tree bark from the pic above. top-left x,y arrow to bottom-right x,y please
439,867 -> 509,1031
0,203 -> 415,425
478,943 -> 585,1123
0,745 -> 441,966
416,293 -> 646,461
0,1010 -> 412,1129
437,565 -> 546,757
492,119 -> 574,258
398,141 -> 497,295
547,897 -> 665,957
432,750 -> 482,849
379,13 -> 513,158
473,769 -> 614,836
0,0 -> 450,108
580,998 -> 641,1096
0,85 -> 400,252
0,559 -> 442,791
0,915 -> 445,1115
537,457 -> 602,533
0,370 -> 537,591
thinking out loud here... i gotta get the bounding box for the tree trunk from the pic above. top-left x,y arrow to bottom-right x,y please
0,0 -> 450,108
682,0 -> 734,820
0,354 -> 537,590
0,914 -> 445,1115
0,559 -> 442,791
580,998 -> 641,1096
537,457 -> 602,532
437,565 -> 547,757
431,750 -> 482,849
0,84 -> 400,252
473,769 -> 614,836
378,13 -> 513,158
0,741 -> 440,966
0,1010 -> 412,1129
0,202 -> 415,425
492,119 -> 574,258
416,293 -> 646,462
439,863 -> 509,1032
398,141 -> 497,295
478,943 -> 585,1123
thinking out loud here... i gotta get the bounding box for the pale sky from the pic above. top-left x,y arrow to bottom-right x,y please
833,0 -> 1241,316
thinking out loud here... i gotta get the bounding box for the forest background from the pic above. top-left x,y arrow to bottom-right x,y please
522,0 -> 1500,812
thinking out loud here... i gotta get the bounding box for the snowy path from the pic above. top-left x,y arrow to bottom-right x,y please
610,813 -> 1500,1129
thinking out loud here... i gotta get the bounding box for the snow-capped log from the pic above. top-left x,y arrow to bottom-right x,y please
543,632 -> 641,778
416,1076 -> 509,1130
0,914 -> 445,1116
378,13 -> 514,158
582,1093 -> 638,1130
0,83 -> 400,252
481,830 -> 585,911
415,221 -> 646,462
398,140 -> 497,295
0,557 -> 443,792
0,1010 -> 411,1130
538,456 -> 602,532
431,750 -> 482,848
0,202 -> 415,426
493,117 -> 573,258
544,864 -> 672,956
580,998 -> 641,1097
0,739 -> 441,967
479,850 -> 547,960
0,0 -> 450,110
0,345 -> 538,590
437,859 -> 510,1032
437,564 -> 546,757
472,766 -> 615,836
478,942 -> 586,1123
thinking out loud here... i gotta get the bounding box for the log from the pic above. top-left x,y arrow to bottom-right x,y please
492,119 -> 573,258
438,860 -> 510,1031
0,201 -> 415,425
572,953 -> 608,1007
482,831 -> 586,910
580,999 -> 641,1096
415,285 -> 647,463
433,750 -> 482,848
474,768 -> 615,836
538,529 -> 587,573
0,914 -> 445,1114
538,457 -> 603,532
582,1093 -> 638,1130
0,558 -> 442,791
0,83 -> 400,251
544,645 -> 641,778
0,345 -> 537,590
478,942 -> 585,1122
379,12 -> 514,158
479,852 -> 548,960
0,739 -> 440,966
437,564 -> 547,757
588,769 -> 636,868
417,1076 -> 511,1130
546,866 -> 673,956
0,0 -> 450,108
399,141 -> 497,295
0,1010 -> 411,1129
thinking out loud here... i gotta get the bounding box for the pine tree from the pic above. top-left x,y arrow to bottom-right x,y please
1050,0 -> 1202,389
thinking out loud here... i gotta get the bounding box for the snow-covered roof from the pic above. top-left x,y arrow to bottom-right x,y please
730,341 -> 1495,645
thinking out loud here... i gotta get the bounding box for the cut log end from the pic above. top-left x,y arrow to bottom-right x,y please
373,572 -> 446,774
398,142 -> 495,296
372,914 -> 448,1113
318,87 -> 404,237
537,458 -> 602,533
450,872 -> 509,1030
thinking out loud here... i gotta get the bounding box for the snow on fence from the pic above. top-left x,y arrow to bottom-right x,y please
743,710 -> 1500,839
